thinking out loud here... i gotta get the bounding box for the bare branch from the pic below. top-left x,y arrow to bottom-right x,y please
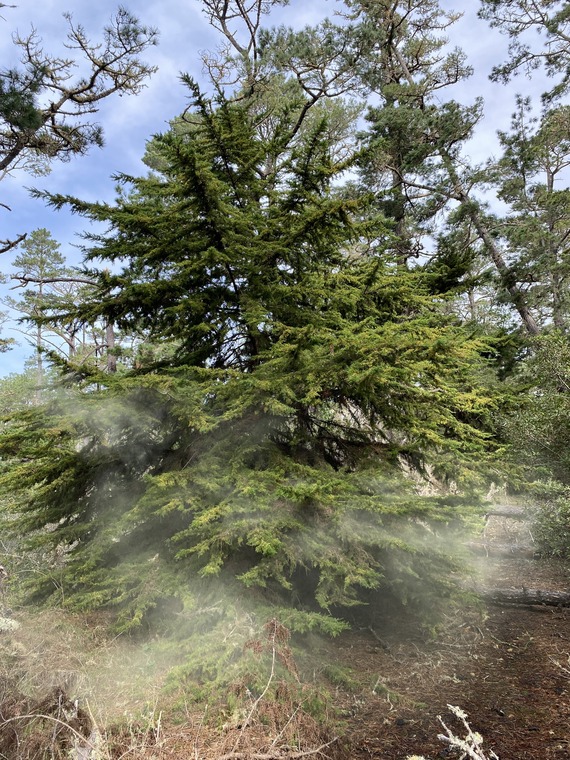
11,274 -> 97,287
0,232 -> 26,254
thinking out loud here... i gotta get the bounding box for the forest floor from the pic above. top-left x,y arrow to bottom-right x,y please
0,508 -> 569,759
336,558 -> 570,759
321,507 -> 570,759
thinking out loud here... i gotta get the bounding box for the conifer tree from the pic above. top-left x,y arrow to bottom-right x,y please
479,0 -> 570,102
6,229 -> 123,374
0,6 -> 157,252
0,66 -> 503,639
346,0 -> 474,265
7,229 -> 70,385
0,308 -> 13,353
345,0 -> 542,336
485,100 -> 570,331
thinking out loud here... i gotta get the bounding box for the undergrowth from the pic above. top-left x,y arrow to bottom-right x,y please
0,606 -> 344,759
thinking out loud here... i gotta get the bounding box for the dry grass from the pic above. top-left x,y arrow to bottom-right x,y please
0,610 -> 341,759
0,608 -> 171,758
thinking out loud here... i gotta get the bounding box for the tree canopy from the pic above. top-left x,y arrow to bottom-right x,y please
0,0 -> 568,675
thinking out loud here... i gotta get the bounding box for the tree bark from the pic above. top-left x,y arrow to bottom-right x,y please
478,586 -> 570,607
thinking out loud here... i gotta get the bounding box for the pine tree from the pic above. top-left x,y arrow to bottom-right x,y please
7,229 -> 70,384
479,0 -> 570,102
0,308 -> 13,354
490,100 -> 570,331
0,7 -> 157,252
7,229 -> 123,374
344,0 -> 542,336
346,0 -> 474,265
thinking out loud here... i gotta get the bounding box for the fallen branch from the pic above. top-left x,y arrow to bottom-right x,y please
484,508 -> 527,520
478,586 -> 570,607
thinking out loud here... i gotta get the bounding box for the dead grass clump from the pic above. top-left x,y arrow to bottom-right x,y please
0,682 -> 92,759
0,611 -> 342,759
151,686 -> 342,760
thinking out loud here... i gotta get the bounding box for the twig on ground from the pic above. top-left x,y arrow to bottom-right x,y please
549,654 -> 570,678
437,705 -> 499,760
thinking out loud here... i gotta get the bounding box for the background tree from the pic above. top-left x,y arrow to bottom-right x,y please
339,0 -> 541,336
6,229 -> 71,386
0,6 -> 157,251
346,0 -> 473,264
7,229 -> 122,375
479,0 -> 570,102
0,307 -> 14,353
487,99 -> 570,332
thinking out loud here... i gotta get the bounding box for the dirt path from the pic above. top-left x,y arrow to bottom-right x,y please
336,507 -> 570,759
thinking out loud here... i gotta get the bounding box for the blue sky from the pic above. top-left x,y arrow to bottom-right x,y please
0,0 -> 546,376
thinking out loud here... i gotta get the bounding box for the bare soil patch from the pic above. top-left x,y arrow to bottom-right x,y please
332,593 -> 570,758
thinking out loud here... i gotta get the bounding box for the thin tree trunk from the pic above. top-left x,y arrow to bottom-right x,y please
106,322 -> 116,373
441,153 -> 541,336
478,586 -> 570,607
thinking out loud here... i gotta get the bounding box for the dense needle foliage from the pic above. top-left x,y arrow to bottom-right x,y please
0,82 -> 500,636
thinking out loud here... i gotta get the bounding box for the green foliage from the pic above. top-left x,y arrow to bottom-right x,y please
0,308 -> 14,354
533,491 -> 570,559
0,372 -> 488,629
505,333 -> 570,483
0,7 -> 523,696
488,99 -> 570,331
0,78 -> 502,640
0,8 -> 157,177
479,0 -> 570,101
0,68 -> 43,143
501,333 -> 570,557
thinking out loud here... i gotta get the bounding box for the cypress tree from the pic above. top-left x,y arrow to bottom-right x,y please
0,81 -> 500,647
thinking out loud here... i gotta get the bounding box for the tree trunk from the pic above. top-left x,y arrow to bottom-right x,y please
106,322 -> 116,373
441,153 -> 541,336
478,587 -> 570,607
